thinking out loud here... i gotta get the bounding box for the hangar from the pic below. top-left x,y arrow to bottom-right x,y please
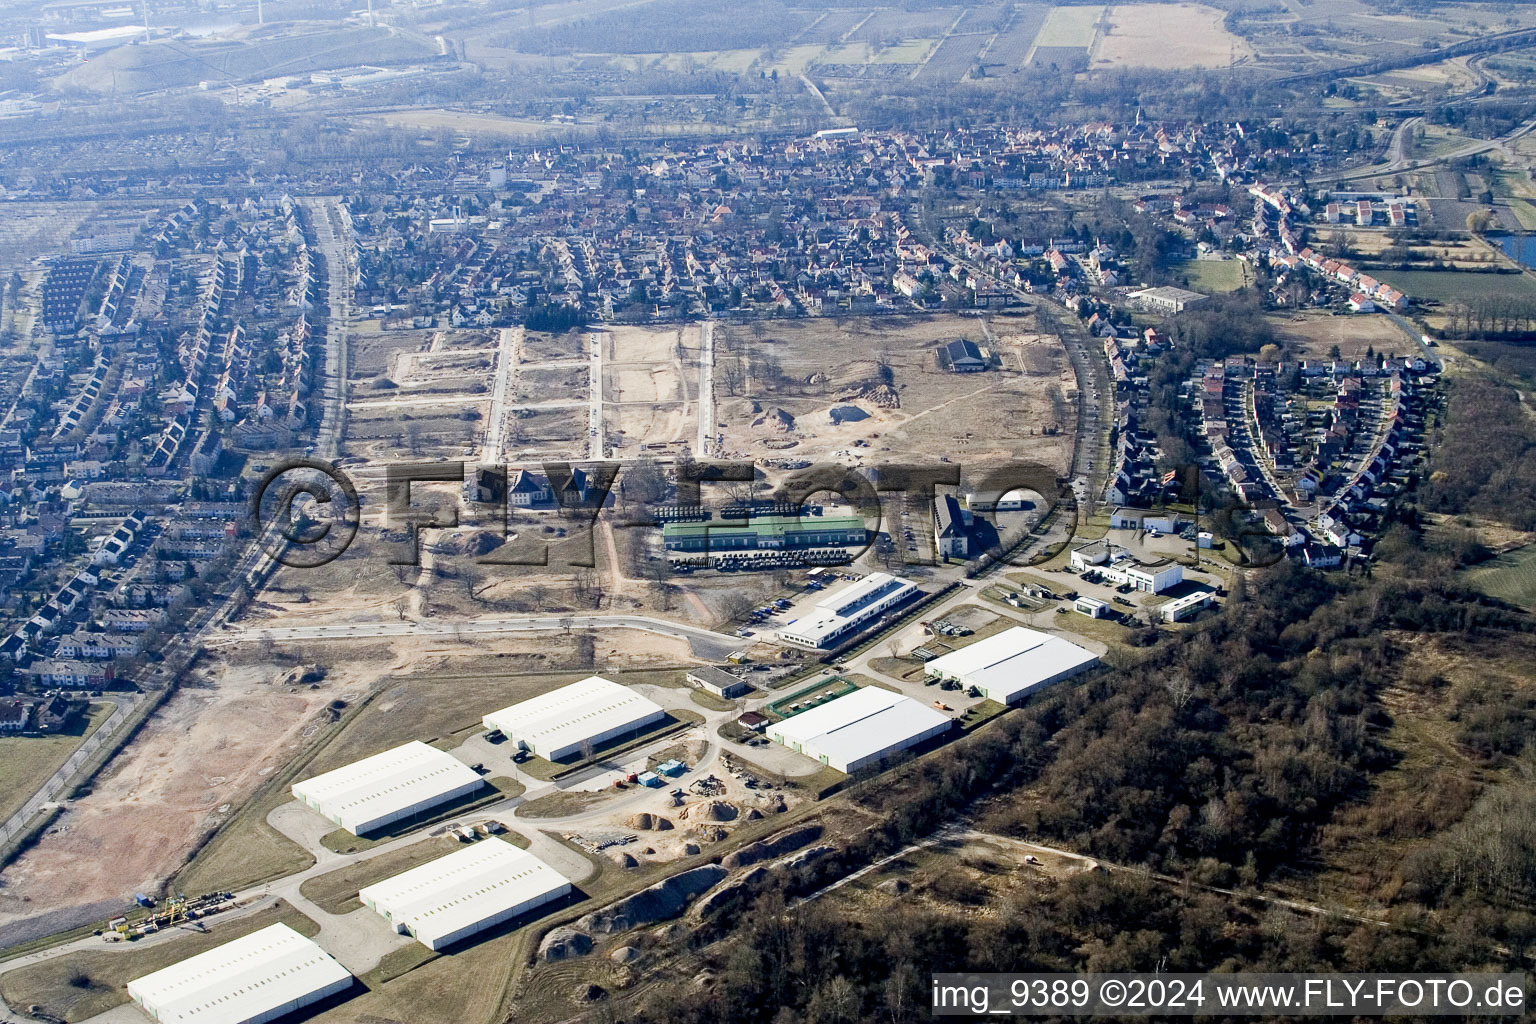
291,741 -> 484,836
359,839 -> 571,951
923,626 -> 1098,704
767,686 -> 950,773
482,675 -> 666,761
126,922 -> 352,1024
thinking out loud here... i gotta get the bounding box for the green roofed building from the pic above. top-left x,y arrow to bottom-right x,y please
662,515 -> 868,554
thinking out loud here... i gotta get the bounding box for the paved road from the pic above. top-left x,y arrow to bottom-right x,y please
1317,114 -> 1536,183
210,613 -> 742,661
483,326 -> 520,461
696,320 -> 715,455
588,330 -> 604,459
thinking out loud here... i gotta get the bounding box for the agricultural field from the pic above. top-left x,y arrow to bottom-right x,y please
848,8 -> 958,42
797,9 -> 868,45
1034,4 -> 1102,48
984,4 -> 1049,67
914,32 -> 989,82
1387,269 -> 1536,304
1463,544 -> 1536,611
1092,3 -> 1251,69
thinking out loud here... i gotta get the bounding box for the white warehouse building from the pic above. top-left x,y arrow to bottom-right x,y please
768,686 -> 950,773
777,572 -> 918,649
923,626 -> 1099,705
291,741 -> 484,836
359,839 -> 571,951
482,675 -> 666,761
126,923 -> 352,1024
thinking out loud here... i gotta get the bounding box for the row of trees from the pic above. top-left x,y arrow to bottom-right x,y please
1439,295 -> 1536,339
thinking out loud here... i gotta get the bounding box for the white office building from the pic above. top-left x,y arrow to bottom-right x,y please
923,626 -> 1099,705
359,839 -> 571,951
482,675 -> 666,761
291,741 -> 484,836
126,923 -> 352,1024
767,686 -> 950,773
776,572 -> 918,649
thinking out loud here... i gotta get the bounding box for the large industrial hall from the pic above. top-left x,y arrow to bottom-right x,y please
125,923 -> 353,1024
290,740 -> 485,836
359,839 -> 573,951
481,675 -> 667,761
923,626 -> 1100,704
767,686 -> 951,774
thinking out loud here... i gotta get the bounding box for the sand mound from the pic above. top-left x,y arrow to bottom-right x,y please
722,825 -> 822,869
829,404 -> 868,425
538,926 -> 592,961
575,865 -> 727,934
611,946 -> 643,964
431,531 -> 504,557
681,800 -> 737,822
752,406 -> 795,432
625,813 -> 676,831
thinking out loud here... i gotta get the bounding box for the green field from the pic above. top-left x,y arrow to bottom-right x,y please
0,703 -> 113,824
1463,544 -> 1536,610
1035,5 -> 1102,47
0,902 -> 318,1023
1385,269 -> 1536,303
1173,259 -> 1253,294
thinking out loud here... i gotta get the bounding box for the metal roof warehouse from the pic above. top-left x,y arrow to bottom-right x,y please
290,740 -> 484,836
482,675 -> 666,761
776,571 -> 918,649
768,686 -> 951,773
662,514 -> 868,553
359,839 -> 571,951
922,626 -> 1099,704
126,922 -> 352,1024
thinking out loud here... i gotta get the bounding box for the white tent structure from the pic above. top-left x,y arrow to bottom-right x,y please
767,686 -> 950,773
923,626 -> 1098,704
482,675 -> 665,761
291,740 -> 483,836
126,923 -> 352,1024
359,839 -> 571,950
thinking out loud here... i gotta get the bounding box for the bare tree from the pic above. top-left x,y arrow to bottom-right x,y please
720,358 -> 747,397
1164,672 -> 1194,710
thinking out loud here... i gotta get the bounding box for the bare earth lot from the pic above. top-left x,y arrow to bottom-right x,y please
712,313 -> 1073,474
602,324 -> 698,452
1270,312 -> 1412,361
0,659 -> 361,933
